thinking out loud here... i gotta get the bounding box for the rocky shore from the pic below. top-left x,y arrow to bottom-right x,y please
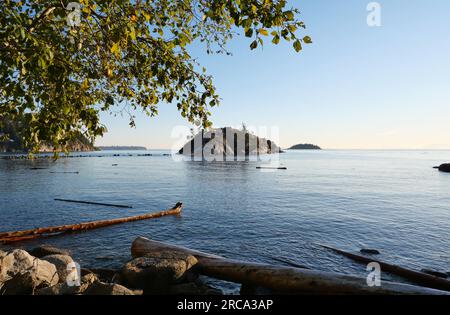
0,245 -> 222,295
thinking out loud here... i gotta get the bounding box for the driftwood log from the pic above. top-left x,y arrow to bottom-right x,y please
319,244 -> 450,292
0,203 -> 182,243
131,237 -> 449,295
54,198 -> 133,209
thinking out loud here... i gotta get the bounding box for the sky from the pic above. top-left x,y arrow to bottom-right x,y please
96,0 -> 450,150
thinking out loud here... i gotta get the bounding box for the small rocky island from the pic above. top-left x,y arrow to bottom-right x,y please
288,143 -> 321,150
179,127 -> 282,159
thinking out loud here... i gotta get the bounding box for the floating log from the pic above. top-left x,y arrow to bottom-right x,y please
54,198 -> 132,209
319,244 -> 450,292
0,203 -> 182,243
256,167 -> 287,170
131,237 -> 448,295
50,171 -> 79,174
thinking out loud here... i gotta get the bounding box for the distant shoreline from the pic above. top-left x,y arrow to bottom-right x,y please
97,146 -> 147,151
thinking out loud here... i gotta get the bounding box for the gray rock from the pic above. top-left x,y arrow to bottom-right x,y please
36,273 -> 98,295
437,163 -> 450,173
41,254 -> 74,283
122,251 -> 198,292
29,245 -> 71,258
83,281 -> 134,295
0,249 -> 59,294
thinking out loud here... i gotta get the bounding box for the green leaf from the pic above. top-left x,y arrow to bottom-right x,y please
285,11 -> 294,20
272,34 -> 280,45
303,36 -> 313,44
258,29 -> 269,36
110,42 -> 120,55
129,27 -> 136,40
293,40 -> 302,52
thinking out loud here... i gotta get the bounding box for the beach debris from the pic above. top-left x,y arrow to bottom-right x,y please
256,166 -> 287,170
54,198 -> 133,209
131,237 -> 449,295
360,248 -> 380,255
0,202 -> 183,243
319,244 -> 450,292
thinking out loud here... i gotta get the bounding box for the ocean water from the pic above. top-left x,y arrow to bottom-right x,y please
0,150 -> 449,292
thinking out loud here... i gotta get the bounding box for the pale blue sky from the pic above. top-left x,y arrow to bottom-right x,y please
97,0 -> 450,149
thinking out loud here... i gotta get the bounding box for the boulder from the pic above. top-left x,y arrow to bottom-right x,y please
0,249 -> 59,294
122,250 -> 198,292
41,254 -> 74,283
1,272 -> 39,295
36,273 -> 98,295
437,164 -> 450,173
83,281 -> 134,295
28,245 -> 71,258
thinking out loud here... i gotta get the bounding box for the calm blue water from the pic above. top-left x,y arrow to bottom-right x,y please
1,150 -> 449,292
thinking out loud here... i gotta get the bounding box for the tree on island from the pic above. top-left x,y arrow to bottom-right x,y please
0,0 -> 311,154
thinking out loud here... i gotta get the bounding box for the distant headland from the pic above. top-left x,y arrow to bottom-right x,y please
289,143 -> 321,150
98,146 -> 147,151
